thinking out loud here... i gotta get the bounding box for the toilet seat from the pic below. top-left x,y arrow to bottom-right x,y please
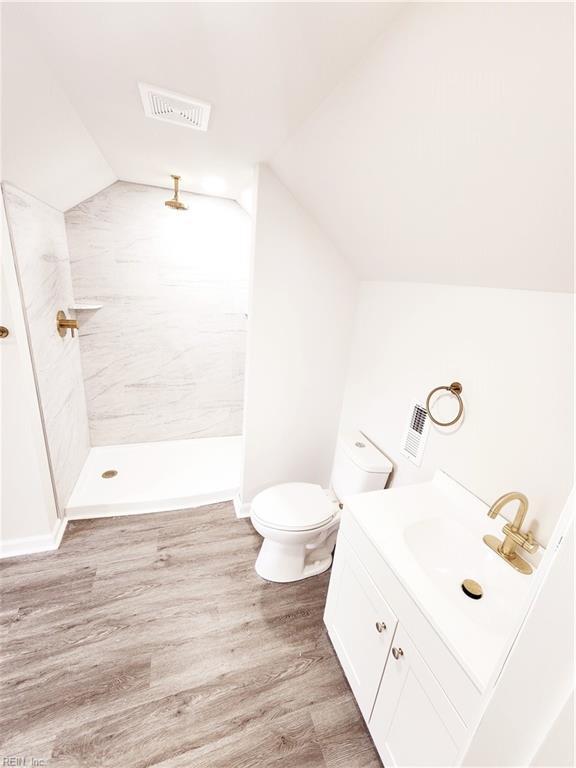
251,482 -> 336,532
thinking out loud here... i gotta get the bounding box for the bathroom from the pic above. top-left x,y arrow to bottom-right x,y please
0,2 -> 573,767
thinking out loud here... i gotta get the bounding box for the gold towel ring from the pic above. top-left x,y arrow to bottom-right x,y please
426,382 -> 464,427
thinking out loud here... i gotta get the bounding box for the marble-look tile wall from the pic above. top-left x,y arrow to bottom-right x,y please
65,181 -> 250,446
3,184 -> 90,511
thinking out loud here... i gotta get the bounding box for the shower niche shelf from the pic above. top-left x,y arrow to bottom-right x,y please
69,303 -> 104,311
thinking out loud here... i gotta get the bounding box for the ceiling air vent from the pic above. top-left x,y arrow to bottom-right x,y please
138,83 -> 211,131
401,402 -> 430,466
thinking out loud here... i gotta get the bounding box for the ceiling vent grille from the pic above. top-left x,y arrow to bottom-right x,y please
138,83 -> 211,131
401,402 -> 430,466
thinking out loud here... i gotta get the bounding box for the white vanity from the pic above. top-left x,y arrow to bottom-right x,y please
324,471 -> 534,767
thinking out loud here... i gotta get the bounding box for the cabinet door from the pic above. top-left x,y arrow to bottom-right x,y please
324,534 -> 397,719
369,625 -> 466,767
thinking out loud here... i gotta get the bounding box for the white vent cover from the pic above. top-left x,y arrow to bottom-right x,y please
138,83 -> 211,131
401,402 -> 430,466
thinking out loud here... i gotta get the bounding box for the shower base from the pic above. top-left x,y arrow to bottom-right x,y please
65,435 -> 242,519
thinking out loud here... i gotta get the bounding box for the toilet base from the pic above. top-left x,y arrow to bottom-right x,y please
254,536 -> 335,583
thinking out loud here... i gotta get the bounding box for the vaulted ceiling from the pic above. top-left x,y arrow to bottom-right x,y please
2,3 -> 573,291
3,2 -> 401,202
270,2 -> 573,291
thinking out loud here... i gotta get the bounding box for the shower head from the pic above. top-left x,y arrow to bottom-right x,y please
165,175 -> 188,210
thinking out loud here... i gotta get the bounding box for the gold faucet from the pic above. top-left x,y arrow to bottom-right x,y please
56,310 -> 79,338
483,492 -> 538,575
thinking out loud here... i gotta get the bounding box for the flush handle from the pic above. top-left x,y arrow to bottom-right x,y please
0,326 -> 9,339
392,647 -> 404,660
375,621 -> 387,633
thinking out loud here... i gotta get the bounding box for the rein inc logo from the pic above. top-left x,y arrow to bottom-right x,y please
2,759 -> 47,766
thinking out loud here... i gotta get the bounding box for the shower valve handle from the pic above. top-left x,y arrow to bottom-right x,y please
56,311 -> 79,338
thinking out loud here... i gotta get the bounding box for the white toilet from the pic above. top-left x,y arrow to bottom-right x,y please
250,431 -> 393,582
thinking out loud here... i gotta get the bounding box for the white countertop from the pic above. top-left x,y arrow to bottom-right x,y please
343,471 -> 535,690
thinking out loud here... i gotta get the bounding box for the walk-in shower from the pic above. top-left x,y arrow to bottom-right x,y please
4,179 -> 251,520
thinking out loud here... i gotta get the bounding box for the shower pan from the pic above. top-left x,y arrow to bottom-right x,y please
66,435 -> 242,518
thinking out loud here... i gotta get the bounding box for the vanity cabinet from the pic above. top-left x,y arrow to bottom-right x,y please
324,533 -> 397,719
325,530 -> 473,768
370,624 -> 466,767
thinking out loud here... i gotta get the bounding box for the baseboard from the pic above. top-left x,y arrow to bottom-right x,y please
0,517 -> 68,559
233,493 -> 252,519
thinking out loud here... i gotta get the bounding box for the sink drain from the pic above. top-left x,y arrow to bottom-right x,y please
101,469 -> 118,479
461,579 -> 483,600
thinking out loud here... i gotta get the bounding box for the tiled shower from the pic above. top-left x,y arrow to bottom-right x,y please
4,180 -> 251,518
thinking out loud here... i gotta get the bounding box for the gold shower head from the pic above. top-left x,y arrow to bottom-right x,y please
165,175 -> 188,210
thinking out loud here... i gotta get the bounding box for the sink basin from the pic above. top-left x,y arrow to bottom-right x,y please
344,470 -> 535,689
403,514 -> 521,633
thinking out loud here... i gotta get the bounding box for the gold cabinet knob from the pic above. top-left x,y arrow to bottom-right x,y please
375,621 -> 387,633
0,326 -> 9,339
392,647 -> 404,660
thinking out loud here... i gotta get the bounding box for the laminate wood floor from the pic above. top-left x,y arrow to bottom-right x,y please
0,502 -> 381,767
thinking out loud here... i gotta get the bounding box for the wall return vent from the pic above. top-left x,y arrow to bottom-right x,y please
401,402 -> 430,466
138,83 -> 211,131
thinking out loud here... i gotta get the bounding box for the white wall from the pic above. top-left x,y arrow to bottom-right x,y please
3,185 -> 90,513
339,282 -> 573,545
531,690 -> 574,768
241,164 -> 357,504
65,181 -> 251,445
271,2 -> 573,292
1,5 -> 115,211
1,204 -> 60,554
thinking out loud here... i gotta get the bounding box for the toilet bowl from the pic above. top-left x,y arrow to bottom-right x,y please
251,482 -> 340,582
250,431 -> 393,583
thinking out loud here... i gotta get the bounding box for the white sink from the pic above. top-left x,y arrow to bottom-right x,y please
403,514 -> 521,633
344,471 -> 536,689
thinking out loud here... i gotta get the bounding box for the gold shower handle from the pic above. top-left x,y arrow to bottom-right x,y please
56,310 -> 79,338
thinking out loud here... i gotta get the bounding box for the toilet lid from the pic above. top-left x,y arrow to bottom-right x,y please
251,483 -> 336,531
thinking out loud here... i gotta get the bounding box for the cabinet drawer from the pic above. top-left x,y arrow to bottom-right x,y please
324,534 -> 398,719
369,624 -> 467,767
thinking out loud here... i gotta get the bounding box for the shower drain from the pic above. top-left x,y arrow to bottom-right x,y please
101,470 -> 118,479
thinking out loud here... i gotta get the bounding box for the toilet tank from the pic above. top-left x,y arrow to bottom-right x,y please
330,431 -> 393,501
